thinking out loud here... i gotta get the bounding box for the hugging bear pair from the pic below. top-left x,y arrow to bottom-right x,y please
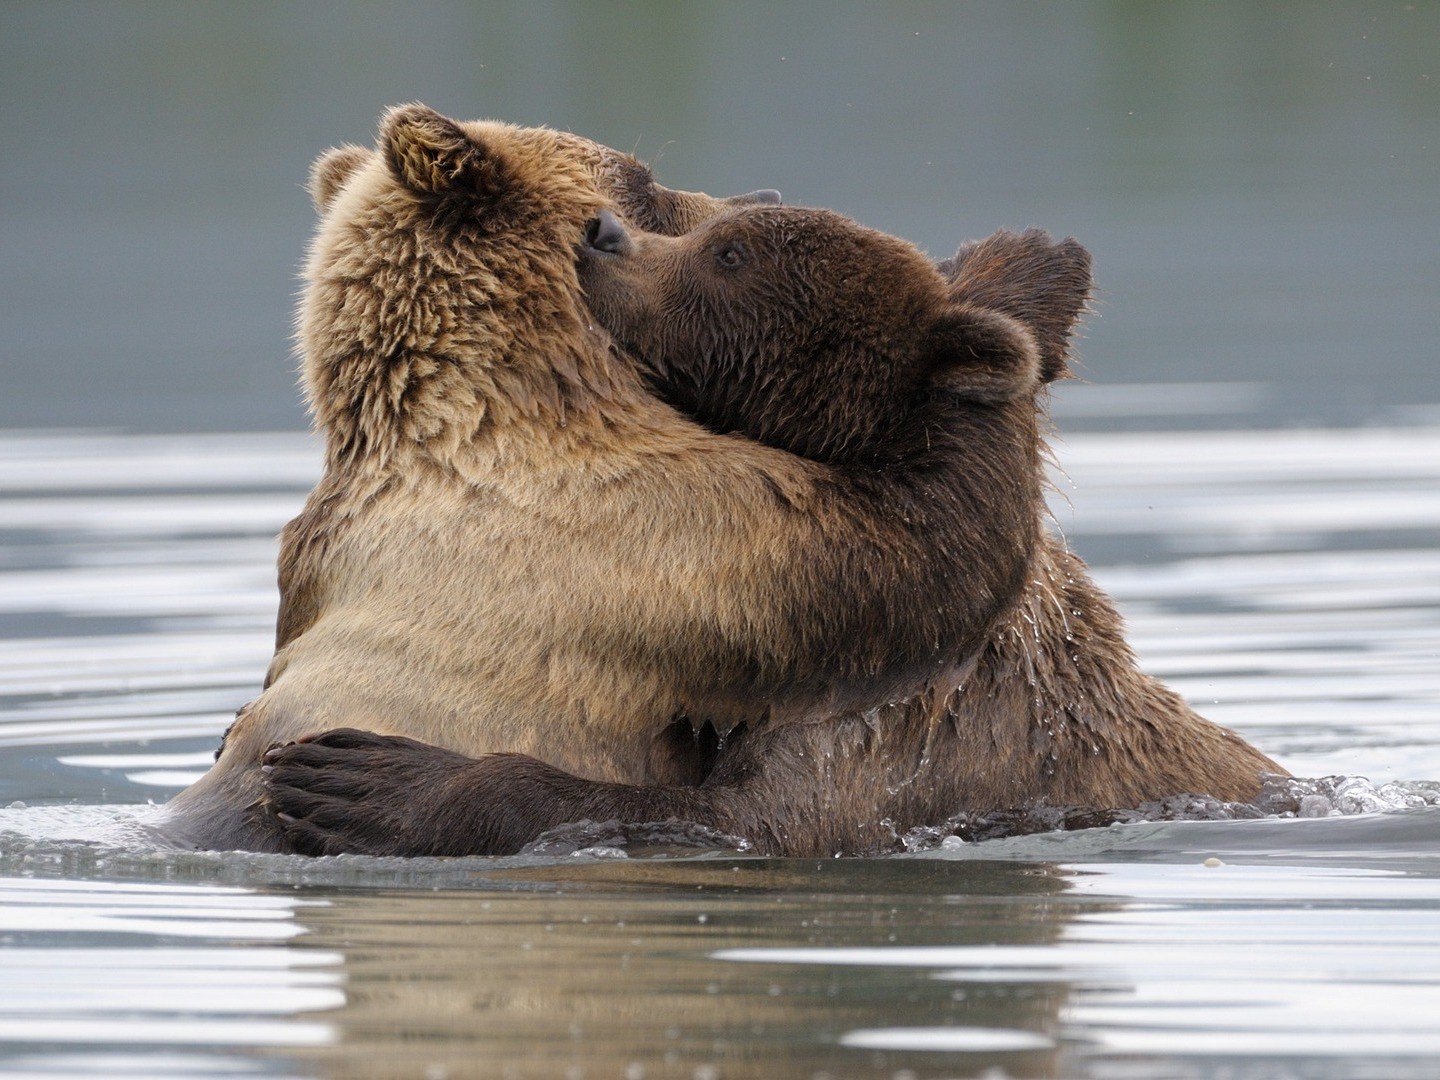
161,105 -> 1282,857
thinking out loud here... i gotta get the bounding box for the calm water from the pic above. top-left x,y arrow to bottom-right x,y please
1,415 -> 1439,1079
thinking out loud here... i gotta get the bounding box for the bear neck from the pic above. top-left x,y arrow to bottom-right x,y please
961,529 -> 1186,766
983,532 -> 1149,713
951,526 -> 1279,807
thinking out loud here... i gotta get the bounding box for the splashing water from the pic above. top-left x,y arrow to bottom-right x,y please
896,774 -> 1440,852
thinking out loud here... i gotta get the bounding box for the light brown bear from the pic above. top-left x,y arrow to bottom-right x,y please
161,104 -> 1057,851
255,117 -> 1284,856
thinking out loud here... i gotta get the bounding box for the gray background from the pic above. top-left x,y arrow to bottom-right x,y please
2,0 -> 1436,432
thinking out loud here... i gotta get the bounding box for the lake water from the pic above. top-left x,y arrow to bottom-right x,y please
2,411 -> 1438,1080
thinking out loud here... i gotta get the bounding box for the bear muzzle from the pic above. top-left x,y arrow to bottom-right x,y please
582,209 -> 632,257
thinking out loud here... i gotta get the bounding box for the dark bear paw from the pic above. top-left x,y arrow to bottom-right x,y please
261,728 -> 487,857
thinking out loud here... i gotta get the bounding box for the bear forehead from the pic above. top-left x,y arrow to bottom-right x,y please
682,207 -> 945,311
455,119 -> 607,196
699,206 -> 930,267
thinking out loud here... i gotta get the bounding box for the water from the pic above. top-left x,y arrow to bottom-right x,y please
2,418 -> 1438,1079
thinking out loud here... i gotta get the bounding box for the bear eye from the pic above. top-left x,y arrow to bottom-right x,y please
715,243 -> 746,270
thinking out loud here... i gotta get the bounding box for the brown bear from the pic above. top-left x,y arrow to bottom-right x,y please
257,183 -> 1284,856
159,104 -> 1054,852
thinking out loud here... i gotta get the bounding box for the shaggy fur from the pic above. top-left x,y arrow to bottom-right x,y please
163,105 -> 1052,851
255,123 -> 1283,857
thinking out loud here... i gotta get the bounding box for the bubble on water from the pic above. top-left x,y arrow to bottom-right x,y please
885,774 -> 1440,850
572,846 -> 627,860
899,824 -> 950,852
520,818 -> 750,858
1254,775 -> 1440,818
1069,775 -> 1440,827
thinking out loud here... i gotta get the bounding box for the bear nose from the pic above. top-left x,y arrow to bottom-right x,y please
732,189 -> 782,206
584,209 -> 629,254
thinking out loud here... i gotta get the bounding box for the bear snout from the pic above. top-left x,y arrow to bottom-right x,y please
583,209 -> 631,256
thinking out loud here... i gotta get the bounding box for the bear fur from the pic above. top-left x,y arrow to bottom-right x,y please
256,141 -> 1284,857
161,104 -> 1053,852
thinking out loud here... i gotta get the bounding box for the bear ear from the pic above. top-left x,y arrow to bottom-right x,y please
926,303 -> 1043,403
944,229 -> 1093,383
378,103 -> 507,200
308,145 -> 370,212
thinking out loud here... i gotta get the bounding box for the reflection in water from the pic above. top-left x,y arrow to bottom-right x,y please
280,859 -> 1078,1080
717,861 -> 1440,1072
4,849 -> 1440,1078
0,876 -> 339,1076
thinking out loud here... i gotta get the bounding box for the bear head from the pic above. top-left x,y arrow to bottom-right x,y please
577,206 -> 1088,464
298,103 -> 778,465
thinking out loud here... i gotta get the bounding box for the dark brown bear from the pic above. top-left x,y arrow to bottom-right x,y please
161,105 -> 1052,852
259,199 -> 1284,857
